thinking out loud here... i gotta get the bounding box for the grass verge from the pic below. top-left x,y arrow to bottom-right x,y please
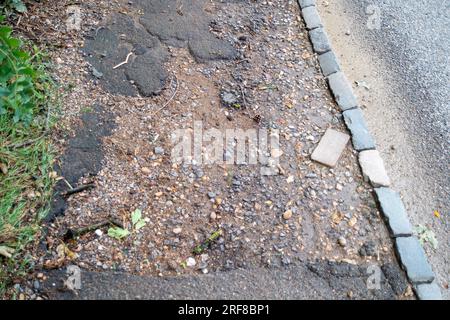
0,16 -> 57,298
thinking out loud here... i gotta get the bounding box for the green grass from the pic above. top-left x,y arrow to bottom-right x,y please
0,115 -> 55,296
0,17 -> 58,297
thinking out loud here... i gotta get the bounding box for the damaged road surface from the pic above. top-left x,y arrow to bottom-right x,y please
31,0 -> 412,300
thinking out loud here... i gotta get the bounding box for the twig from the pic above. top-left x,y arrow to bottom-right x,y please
239,84 -> 248,107
63,218 -> 124,240
113,52 -> 133,69
152,73 -> 179,116
6,131 -> 48,149
63,183 -> 95,197
62,178 -> 73,190
235,58 -> 250,65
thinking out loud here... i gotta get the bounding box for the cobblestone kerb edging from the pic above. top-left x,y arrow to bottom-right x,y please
297,0 -> 442,300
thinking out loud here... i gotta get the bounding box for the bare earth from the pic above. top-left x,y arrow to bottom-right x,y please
16,0 -> 414,299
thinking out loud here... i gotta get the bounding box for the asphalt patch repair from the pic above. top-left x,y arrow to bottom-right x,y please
83,0 -> 237,97
49,105 -> 115,219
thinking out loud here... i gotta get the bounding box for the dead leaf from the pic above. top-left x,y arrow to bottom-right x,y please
331,211 -> 343,225
0,246 -> 14,258
302,51 -> 311,60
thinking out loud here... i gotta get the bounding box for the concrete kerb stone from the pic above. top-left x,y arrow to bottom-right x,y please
297,0 -> 442,299
374,187 -> 413,237
311,128 -> 350,167
318,50 -> 340,77
327,72 -> 358,111
298,0 -> 316,9
395,237 -> 435,285
302,6 -> 323,30
308,28 -> 331,54
415,281 -> 443,300
343,108 -> 376,151
359,150 -> 391,187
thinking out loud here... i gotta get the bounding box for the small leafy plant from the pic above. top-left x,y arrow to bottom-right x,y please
193,229 -> 222,254
131,209 -> 146,231
414,224 -> 438,250
0,15 -> 45,123
107,209 -> 146,240
107,227 -> 130,240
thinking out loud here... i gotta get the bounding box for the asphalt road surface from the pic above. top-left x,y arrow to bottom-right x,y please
317,0 -> 449,299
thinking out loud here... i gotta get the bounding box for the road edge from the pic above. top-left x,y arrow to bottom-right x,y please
296,0 -> 442,300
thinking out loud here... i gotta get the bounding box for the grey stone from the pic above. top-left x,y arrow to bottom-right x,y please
374,188 -> 413,237
302,6 -> 322,30
298,0 -> 315,9
359,150 -> 391,187
92,68 -> 103,79
395,237 -> 435,284
309,28 -> 331,54
311,128 -> 350,167
415,282 -> 442,300
327,72 -> 358,111
207,192 -> 216,199
343,108 -> 376,151
154,146 -> 164,155
318,51 -> 340,76
221,92 -> 238,106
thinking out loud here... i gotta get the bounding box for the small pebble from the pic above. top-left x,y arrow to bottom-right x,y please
282,210 -> 293,220
207,192 -> 216,199
186,257 -> 196,267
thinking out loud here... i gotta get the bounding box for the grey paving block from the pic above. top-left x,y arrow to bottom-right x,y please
415,282 -> 443,300
343,108 -> 376,151
359,150 -> 390,187
327,72 -> 358,111
309,28 -> 331,54
318,51 -> 340,76
298,0 -> 315,9
374,188 -> 413,237
311,128 -> 350,167
302,6 -> 322,30
395,237 -> 435,284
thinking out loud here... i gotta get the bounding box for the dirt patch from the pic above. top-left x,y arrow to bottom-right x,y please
11,0 -> 412,300
40,0 -> 401,279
